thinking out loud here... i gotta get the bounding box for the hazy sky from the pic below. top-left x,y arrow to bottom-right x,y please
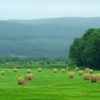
0,0 -> 100,20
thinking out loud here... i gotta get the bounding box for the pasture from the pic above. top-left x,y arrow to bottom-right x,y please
0,64 -> 100,100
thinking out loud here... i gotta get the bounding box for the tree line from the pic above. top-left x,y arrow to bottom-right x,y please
0,56 -> 69,65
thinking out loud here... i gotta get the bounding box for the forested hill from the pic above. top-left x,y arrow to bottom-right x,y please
0,17 -> 100,57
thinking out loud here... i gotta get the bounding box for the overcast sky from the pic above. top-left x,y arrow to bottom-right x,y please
0,0 -> 100,20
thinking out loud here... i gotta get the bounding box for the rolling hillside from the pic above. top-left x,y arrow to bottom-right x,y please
0,17 -> 100,57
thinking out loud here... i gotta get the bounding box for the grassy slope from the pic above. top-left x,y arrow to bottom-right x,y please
0,65 -> 100,100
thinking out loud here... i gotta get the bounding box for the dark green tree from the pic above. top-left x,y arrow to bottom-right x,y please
69,28 -> 100,69
69,38 -> 83,66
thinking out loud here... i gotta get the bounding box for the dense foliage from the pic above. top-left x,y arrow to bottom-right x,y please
69,28 -> 100,69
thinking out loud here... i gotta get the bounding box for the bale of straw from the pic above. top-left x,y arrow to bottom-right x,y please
84,74 -> 90,80
68,72 -> 74,78
14,68 -> 18,72
26,74 -> 34,80
61,69 -> 65,73
75,67 -> 79,71
17,76 -> 28,85
78,70 -> 83,75
96,74 -> 100,81
38,68 -> 42,72
53,68 -> 57,73
27,69 -> 31,74
0,71 -> 5,75
85,68 -> 89,72
66,67 -> 70,70
90,74 -> 98,83
88,69 -> 93,74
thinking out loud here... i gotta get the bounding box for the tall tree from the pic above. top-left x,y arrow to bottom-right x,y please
69,28 -> 100,69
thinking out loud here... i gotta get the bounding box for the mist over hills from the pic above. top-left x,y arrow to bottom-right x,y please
0,17 -> 100,57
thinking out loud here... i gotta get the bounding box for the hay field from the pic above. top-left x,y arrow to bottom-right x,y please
0,67 -> 100,100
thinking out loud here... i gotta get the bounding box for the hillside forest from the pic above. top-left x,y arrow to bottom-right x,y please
0,17 -> 100,57
0,17 -> 100,69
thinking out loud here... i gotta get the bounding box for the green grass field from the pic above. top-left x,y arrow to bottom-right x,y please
0,65 -> 100,100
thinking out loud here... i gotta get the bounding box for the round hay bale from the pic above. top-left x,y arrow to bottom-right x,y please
84,74 -> 90,80
26,74 -> 34,80
90,74 -> 98,83
27,69 -> 31,74
66,67 -> 70,70
61,69 -> 65,73
14,68 -> 18,72
88,69 -> 93,74
53,68 -> 57,73
17,76 -> 28,85
85,68 -> 89,72
68,72 -> 74,78
38,68 -> 42,72
96,74 -> 100,81
75,67 -> 79,71
78,70 -> 83,75
0,71 -> 5,75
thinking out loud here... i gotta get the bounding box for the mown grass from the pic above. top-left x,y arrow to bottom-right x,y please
0,65 -> 100,100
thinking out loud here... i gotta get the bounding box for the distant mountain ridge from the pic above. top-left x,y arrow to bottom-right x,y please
8,17 -> 100,27
0,17 -> 100,56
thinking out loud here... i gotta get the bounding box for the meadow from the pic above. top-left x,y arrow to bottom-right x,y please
0,63 -> 100,100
